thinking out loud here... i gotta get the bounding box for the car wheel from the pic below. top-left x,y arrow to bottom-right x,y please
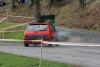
53,38 -> 60,46
33,44 -> 39,47
48,44 -> 53,47
24,44 -> 29,47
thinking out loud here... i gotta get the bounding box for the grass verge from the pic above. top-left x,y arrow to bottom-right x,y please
0,22 -> 26,40
0,52 -> 78,67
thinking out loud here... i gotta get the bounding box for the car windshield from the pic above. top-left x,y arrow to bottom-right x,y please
26,24 -> 48,32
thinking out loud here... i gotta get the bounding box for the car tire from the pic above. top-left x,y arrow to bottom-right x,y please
33,44 -> 39,47
53,38 -> 60,46
48,44 -> 53,47
24,44 -> 29,47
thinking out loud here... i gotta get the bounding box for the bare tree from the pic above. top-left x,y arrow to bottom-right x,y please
11,0 -> 16,10
34,0 -> 41,21
45,0 -> 52,8
79,0 -> 86,9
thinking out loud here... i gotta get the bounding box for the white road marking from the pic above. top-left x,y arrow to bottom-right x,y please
0,39 -> 100,47
0,17 -> 8,23
0,21 -> 35,31
43,41 -> 100,46
0,30 -> 24,32
0,14 -> 34,18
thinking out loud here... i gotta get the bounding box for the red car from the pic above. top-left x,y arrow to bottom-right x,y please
24,22 -> 57,47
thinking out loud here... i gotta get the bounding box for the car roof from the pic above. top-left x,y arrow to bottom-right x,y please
29,21 -> 48,25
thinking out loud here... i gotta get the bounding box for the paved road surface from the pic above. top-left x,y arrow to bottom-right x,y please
0,29 -> 100,67
57,28 -> 100,43
0,42 -> 100,67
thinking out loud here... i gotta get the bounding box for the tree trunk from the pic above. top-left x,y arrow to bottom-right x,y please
11,0 -> 16,10
79,0 -> 85,9
45,0 -> 52,8
34,0 -> 41,22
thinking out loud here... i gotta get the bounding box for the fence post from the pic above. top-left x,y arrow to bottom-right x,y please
3,31 -> 5,39
39,39 -> 43,67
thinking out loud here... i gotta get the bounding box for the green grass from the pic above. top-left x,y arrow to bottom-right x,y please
0,22 -> 20,29
0,22 -> 26,39
4,32 -> 24,39
0,52 -> 77,67
0,22 -> 26,31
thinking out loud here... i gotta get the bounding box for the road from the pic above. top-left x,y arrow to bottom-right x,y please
0,43 -> 100,67
0,29 -> 100,67
57,27 -> 100,43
